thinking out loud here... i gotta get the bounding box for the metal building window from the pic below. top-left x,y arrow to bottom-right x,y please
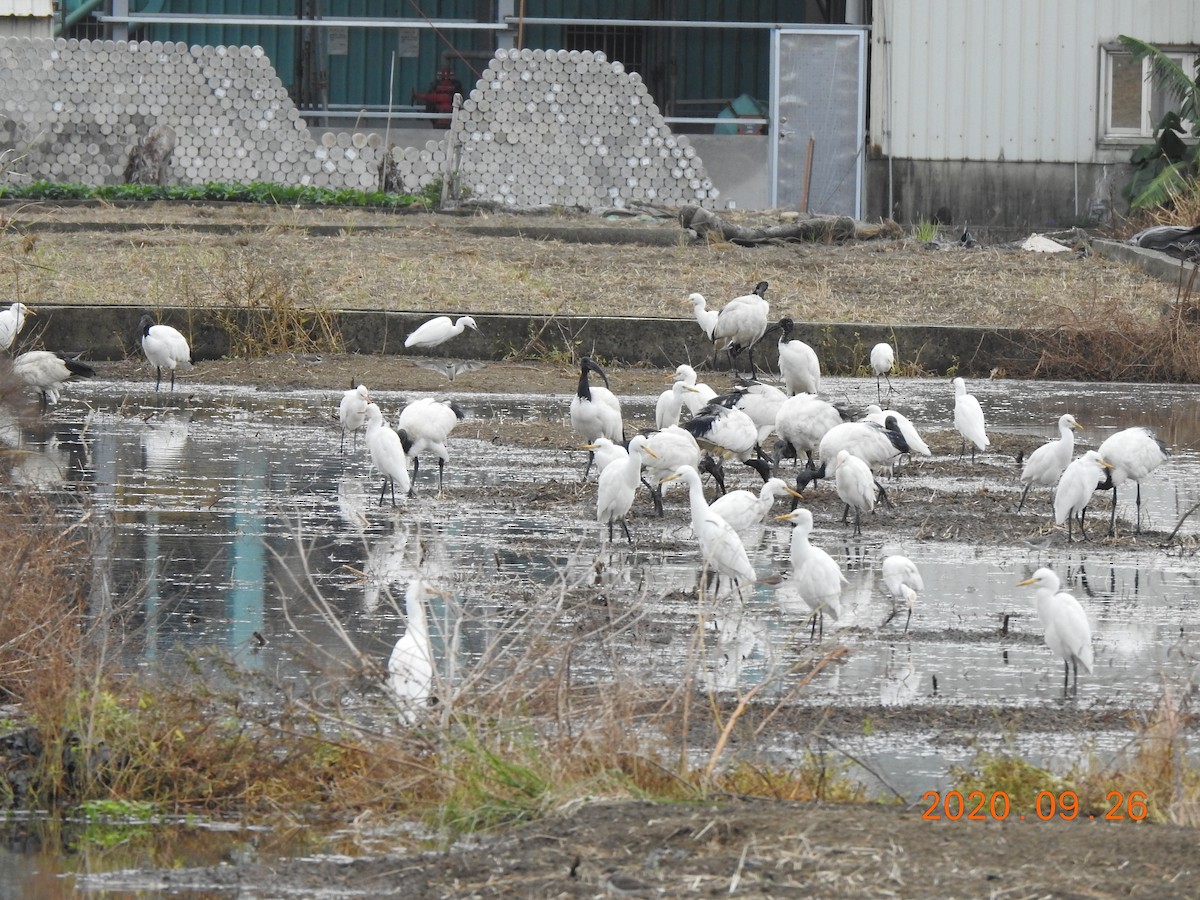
563,24 -> 646,76
1103,46 -> 1198,140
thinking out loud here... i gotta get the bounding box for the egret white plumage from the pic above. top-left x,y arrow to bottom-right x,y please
1017,413 -> 1082,511
775,507 -> 847,639
713,379 -> 787,446
641,424 -> 702,515
661,464 -> 756,594
364,401 -> 411,506
397,397 -> 465,495
870,342 -> 895,403
0,302 -> 33,352
584,436 -> 628,475
1017,567 -> 1094,692
404,315 -> 479,350
669,364 -> 717,416
683,292 -> 718,341
765,317 -> 821,395
682,403 -> 771,493
772,393 -> 846,471
952,377 -> 989,462
655,379 -> 699,429
1096,426 -> 1170,535
834,449 -> 876,535
864,404 -> 931,458
595,433 -> 657,543
881,554 -> 923,633
711,280 -> 770,376
570,357 -> 624,477
1054,450 -> 1112,542
387,579 -> 436,724
708,476 -> 802,535
12,350 -> 94,411
337,384 -> 370,453
138,314 -> 193,392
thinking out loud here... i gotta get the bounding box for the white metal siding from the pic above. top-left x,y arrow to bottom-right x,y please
871,0 -> 1200,163
0,1 -> 54,15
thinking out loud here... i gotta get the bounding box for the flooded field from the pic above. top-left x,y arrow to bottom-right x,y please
2,371 -> 1199,892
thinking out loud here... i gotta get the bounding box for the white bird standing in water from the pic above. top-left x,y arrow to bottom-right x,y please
683,292 -> 718,342
1096,426 -> 1170,535
583,436 -> 628,475
661,464 -> 755,594
0,302 -> 33,352
655,380 -> 700,429
1017,567 -> 1094,693
337,384 -> 370,453
139,314 -> 193,392
881,554 -> 923,633
641,424 -> 703,516
1054,449 -> 1112,542
952,377 -> 989,462
364,402 -> 411,506
712,280 -> 770,377
775,507 -> 847,639
864,404 -> 931,459
772,393 -> 846,471
387,579 -> 436,724
397,397 -> 465,495
869,342 -> 895,403
765,317 -> 821,396
1018,413 -> 1082,511
404,315 -> 478,350
595,433 -> 657,543
13,350 -> 94,411
834,449 -> 875,536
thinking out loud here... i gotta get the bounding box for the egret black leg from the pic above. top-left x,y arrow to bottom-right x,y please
1135,482 -> 1143,533
1108,486 -> 1119,536
155,366 -> 162,392
1016,483 -> 1031,512
620,519 -> 632,544
437,458 -> 446,494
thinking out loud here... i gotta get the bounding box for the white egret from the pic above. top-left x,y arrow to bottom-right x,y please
864,404 -> 931,458
952,377 -> 989,462
1096,426 -> 1170,535
682,403 -> 771,493
570,357 -> 624,477
12,350 -> 94,411
834,449 -> 876,535
595,434 -> 657,543
584,436 -> 628,475
708,476 -> 803,535
387,579 -> 436,724
683,292 -> 718,341
1054,450 -> 1112,542
404,315 -> 479,350
870,342 -> 895,403
337,384 -> 370,453
397,397 -> 465,495
772,393 -> 846,471
641,424 -> 703,516
669,364 -> 717,416
655,380 -> 699,429
775,507 -> 847,639
0,302 -> 33,352
1017,413 -> 1082,511
765,317 -> 820,395
364,401 -> 411,506
711,280 -> 770,376
881,555 -> 923,633
139,314 -> 193,392
1017,567 -> 1094,692
661,464 -> 756,594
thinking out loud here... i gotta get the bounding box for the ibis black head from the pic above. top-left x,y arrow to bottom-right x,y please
580,357 -> 610,388
769,316 -> 794,338
752,281 -> 769,297
138,314 -> 155,337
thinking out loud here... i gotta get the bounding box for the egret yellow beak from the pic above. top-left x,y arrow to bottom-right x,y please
1017,576 -> 1036,587
643,446 -> 659,458
659,472 -> 681,485
785,487 -> 804,499
775,511 -> 797,522
1098,457 -> 1113,469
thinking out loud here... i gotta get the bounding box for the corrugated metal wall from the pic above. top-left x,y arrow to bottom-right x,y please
871,0 -> 1200,163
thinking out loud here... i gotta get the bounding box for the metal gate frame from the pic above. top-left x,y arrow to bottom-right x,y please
769,26 -> 868,217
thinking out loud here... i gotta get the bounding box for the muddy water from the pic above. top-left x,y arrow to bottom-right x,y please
2,374 -> 1198,888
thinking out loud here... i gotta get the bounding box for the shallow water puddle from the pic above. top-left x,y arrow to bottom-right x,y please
7,377 -> 1200,775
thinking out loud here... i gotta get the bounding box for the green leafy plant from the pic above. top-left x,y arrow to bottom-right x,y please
1118,35 -> 1200,210
912,218 -> 940,243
